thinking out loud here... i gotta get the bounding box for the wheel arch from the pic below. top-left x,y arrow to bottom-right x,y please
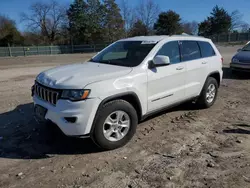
90,92 -> 143,134
207,71 -> 221,87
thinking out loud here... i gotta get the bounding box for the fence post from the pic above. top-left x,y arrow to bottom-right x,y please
228,33 -> 231,42
93,44 -> 96,52
23,46 -> 26,56
71,43 -> 74,53
37,46 -> 39,55
71,37 -> 74,53
8,43 -> 12,57
50,44 -> 52,55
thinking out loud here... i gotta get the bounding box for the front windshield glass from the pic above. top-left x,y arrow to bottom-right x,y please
242,43 -> 250,51
90,41 -> 157,67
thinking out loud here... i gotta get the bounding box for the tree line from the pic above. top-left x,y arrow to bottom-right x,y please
0,0 -> 249,46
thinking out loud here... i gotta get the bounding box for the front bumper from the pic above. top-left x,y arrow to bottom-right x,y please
33,95 -> 101,136
230,63 -> 250,72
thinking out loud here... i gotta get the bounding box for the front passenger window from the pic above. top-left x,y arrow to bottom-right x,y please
156,41 -> 181,64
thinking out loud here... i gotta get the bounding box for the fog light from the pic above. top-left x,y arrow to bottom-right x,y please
64,117 -> 77,123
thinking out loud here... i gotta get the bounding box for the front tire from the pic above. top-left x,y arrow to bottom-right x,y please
197,77 -> 218,108
92,100 -> 138,150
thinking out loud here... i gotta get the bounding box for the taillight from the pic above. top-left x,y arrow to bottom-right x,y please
221,57 -> 224,64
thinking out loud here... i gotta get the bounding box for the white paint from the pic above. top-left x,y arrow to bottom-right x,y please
33,35 -> 223,136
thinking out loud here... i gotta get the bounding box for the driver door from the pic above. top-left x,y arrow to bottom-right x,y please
147,41 -> 186,112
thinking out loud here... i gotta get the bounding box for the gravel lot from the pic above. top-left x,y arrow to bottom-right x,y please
1,47 -> 250,188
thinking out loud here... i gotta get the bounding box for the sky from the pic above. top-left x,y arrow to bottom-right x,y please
1,0 -> 250,31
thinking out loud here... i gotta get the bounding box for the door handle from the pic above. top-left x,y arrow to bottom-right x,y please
202,62 -> 208,64
176,66 -> 184,70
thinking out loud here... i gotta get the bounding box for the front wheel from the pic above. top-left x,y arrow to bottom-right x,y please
197,77 -> 218,108
92,100 -> 138,150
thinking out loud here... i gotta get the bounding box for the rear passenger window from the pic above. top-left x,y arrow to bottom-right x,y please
156,41 -> 181,64
181,41 -> 201,61
198,41 -> 215,58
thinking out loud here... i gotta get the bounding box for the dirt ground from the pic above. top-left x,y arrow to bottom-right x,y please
1,47 -> 250,188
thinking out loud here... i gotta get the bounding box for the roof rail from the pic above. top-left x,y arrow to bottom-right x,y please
170,34 -> 205,38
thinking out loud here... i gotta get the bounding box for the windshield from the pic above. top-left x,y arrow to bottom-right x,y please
242,43 -> 250,51
90,41 -> 156,67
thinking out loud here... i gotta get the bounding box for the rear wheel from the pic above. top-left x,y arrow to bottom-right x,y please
197,77 -> 218,108
92,100 -> 138,150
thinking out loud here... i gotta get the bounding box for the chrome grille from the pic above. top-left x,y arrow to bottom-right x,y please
35,83 -> 60,105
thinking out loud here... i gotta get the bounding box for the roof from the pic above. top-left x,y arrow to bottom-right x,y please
119,35 -> 206,43
120,35 -> 169,42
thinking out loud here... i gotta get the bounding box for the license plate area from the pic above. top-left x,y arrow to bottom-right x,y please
34,105 -> 47,121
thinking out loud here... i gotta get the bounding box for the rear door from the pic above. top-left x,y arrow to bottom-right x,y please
147,41 -> 186,112
199,41 -> 221,79
180,40 -> 209,98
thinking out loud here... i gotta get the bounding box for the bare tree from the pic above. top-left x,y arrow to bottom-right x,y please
230,10 -> 244,31
120,0 -> 136,32
241,23 -> 250,33
182,21 -> 198,35
136,0 -> 160,29
20,1 -> 67,44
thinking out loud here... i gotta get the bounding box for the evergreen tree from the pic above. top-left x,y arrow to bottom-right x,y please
154,10 -> 182,35
103,0 -> 125,42
67,0 -> 89,44
85,0 -> 106,43
129,20 -> 148,37
198,5 -> 231,36
210,5 -> 232,34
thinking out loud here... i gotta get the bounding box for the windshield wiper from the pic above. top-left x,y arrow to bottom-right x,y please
89,58 -> 99,62
90,59 -> 128,67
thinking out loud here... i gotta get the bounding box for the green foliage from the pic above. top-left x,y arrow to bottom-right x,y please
67,0 -> 89,44
85,0 -> 106,43
129,20 -> 148,37
198,19 -> 212,36
154,10 -> 182,35
0,15 -> 23,46
103,0 -> 125,42
198,5 -> 231,36
67,0 -> 124,44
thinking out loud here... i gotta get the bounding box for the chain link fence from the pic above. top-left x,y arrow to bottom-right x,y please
208,32 -> 250,43
1,33 -> 250,57
0,44 -> 109,57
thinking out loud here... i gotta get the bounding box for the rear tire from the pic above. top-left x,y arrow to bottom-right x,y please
92,100 -> 138,150
197,77 -> 218,109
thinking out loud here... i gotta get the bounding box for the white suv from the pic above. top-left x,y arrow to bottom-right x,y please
32,35 -> 223,150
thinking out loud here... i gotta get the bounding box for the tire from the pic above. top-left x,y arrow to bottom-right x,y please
197,77 -> 218,109
92,100 -> 138,150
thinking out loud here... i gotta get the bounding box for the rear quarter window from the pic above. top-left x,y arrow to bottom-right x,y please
198,41 -> 216,58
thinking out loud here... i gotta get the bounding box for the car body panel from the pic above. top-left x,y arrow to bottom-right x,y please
36,62 -> 132,89
33,35 -> 223,136
233,51 -> 250,63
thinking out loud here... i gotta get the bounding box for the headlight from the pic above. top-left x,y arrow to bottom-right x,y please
61,89 -> 90,101
232,58 -> 239,63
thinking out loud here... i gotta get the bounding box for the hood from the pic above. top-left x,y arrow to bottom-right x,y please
36,62 -> 132,89
234,51 -> 250,63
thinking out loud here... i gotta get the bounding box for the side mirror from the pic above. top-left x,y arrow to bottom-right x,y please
149,55 -> 170,69
237,49 -> 242,52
